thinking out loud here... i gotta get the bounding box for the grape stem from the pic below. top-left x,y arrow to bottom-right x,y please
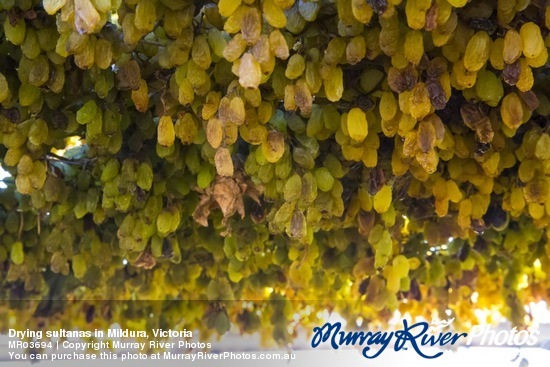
45,153 -> 97,167
138,39 -> 165,47
18,211 -> 23,241
37,214 -> 41,236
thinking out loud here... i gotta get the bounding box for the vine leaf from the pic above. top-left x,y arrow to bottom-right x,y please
193,172 -> 262,231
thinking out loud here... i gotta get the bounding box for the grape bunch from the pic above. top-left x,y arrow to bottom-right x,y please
0,0 -> 550,346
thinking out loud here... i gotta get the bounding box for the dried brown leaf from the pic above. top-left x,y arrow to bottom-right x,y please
192,172 -> 262,229
213,176 -> 245,220
134,248 -> 156,269
193,188 -> 213,227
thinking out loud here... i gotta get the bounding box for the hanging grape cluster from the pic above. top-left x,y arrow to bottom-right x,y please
1,0 -> 550,346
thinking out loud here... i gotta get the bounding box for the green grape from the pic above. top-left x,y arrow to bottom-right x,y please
283,174 -> 302,202
42,175 -> 64,202
17,155 -> 34,175
228,258 -> 244,282
323,66 -> 344,102
285,54 -> 305,80
10,241 -> 24,265
218,0 -> 241,17
158,116 -> 175,147
223,33 -> 247,62
4,213 -> 19,234
373,185 -> 392,214
244,152 -> 259,175
288,260 -> 312,288
475,70 -> 503,107
314,167 -> 334,192
18,83 -> 41,106
86,109 -> 103,138
72,254 -> 88,279
347,107 -> 369,142
0,246 -> 7,263
275,151 -> 292,179
0,72 -> 9,103
274,202 -> 294,225
73,195 -> 88,219
197,163 -> 215,189
21,28 -> 41,60
192,35 -> 212,70
103,109 -> 120,136
135,0 -> 157,32
300,171 -> 318,204
77,100 -> 98,125
94,38 -> 113,69
360,68 -> 384,93
4,17 -> 26,45
306,105 -> 323,137
384,265 -> 401,293
257,163 -> 274,184
47,63 -> 66,93
137,162 -> 154,190
100,159 -> 120,183
28,118 -> 48,146
185,146 -> 201,174
392,255 -> 410,278
214,311 -> 230,334
43,0 -> 65,14
86,188 -> 100,213
207,28 -> 227,58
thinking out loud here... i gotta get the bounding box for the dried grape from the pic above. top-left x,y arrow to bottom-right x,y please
0,0 -> 548,343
